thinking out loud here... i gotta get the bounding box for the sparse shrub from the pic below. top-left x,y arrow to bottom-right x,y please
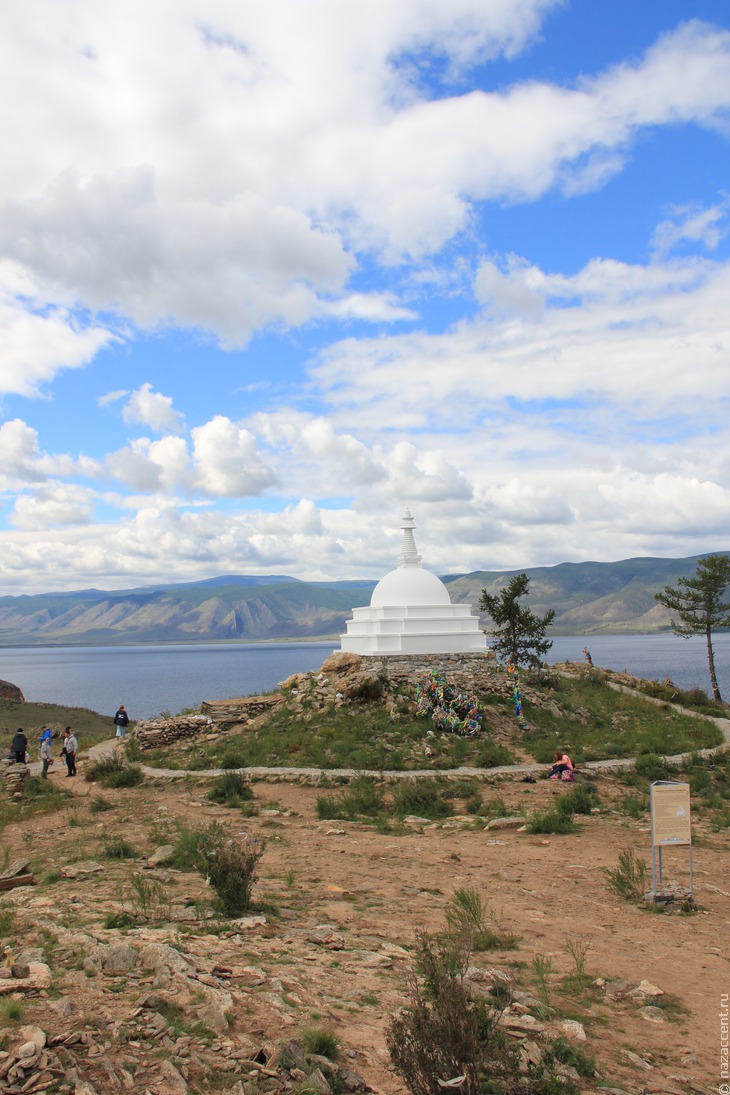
104,911 -> 137,930
352,673 -> 387,701
205,834 -> 264,917
208,772 -> 254,808
634,753 -> 677,782
554,785 -> 597,818
605,848 -> 649,901
126,872 -> 166,917
0,905 -> 15,937
565,938 -> 590,978
532,953 -> 554,1006
475,741 -> 514,768
103,838 -> 138,860
619,793 -> 647,818
316,776 -> 385,821
300,1026 -> 340,1060
170,823 -> 208,871
0,999 -> 24,1022
463,789 -> 483,814
169,820 -> 264,916
386,930 -> 515,1095
85,754 -> 143,788
392,779 -> 451,820
219,749 -> 248,770
549,1036 -> 596,1077
526,809 -> 575,835
89,795 -> 113,814
444,888 -> 517,952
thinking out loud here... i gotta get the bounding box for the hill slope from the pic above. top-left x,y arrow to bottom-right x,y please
0,554 -> 723,644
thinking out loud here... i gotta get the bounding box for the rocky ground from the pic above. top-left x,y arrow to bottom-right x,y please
0,759 -> 724,1095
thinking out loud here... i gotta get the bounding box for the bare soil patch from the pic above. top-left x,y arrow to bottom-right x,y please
0,766 -> 723,1094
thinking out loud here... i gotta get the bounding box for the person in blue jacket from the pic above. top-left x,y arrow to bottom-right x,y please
39,728 -> 52,778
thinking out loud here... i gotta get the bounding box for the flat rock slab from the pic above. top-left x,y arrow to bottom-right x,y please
0,962 -> 51,995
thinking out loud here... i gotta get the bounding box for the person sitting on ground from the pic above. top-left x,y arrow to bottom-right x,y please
10,728 -> 27,764
548,750 -> 574,781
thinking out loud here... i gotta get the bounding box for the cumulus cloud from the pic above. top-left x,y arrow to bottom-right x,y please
0,419 -> 47,485
190,416 -> 276,497
11,483 -> 95,530
3,6 -> 730,593
1,7 -> 729,343
122,383 -> 184,434
0,272 -> 113,397
312,251 -> 730,421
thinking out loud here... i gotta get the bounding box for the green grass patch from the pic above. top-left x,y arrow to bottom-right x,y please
316,776 -> 386,821
85,755 -> 144,788
526,809 -> 576,835
207,771 -> 255,809
300,1025 -> 340,1060
103,838 -> 139,860
521,676 -> 722,764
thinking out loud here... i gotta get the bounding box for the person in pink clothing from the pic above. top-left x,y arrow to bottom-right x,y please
548,750 -> 574,780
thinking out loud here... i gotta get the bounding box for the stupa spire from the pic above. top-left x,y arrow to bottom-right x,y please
397,508 -> 422,567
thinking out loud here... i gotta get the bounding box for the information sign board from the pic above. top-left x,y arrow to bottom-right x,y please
650,781 -> 691,847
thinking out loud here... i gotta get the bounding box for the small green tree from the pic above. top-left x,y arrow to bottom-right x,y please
479,572 -> 555,668
655,553 -> 730,703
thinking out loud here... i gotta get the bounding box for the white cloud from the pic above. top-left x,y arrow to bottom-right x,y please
474,256 -> 546,318
122,382 -> 184,434
1,7 -> 729,344
651,199 -> 730,258
190,416 -> 276,497
11,483 -> 95,530
0,273 -> 113,397
313,252 -> 730,421
0,419 -> 47,484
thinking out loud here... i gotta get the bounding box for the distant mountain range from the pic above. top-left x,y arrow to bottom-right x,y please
0,554 -> 722,646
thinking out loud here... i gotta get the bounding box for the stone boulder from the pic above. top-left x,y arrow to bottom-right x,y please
320,652 -> 361,675
0,679 -> 24,703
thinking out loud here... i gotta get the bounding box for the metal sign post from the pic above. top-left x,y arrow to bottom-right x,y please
649,781 -> 692,897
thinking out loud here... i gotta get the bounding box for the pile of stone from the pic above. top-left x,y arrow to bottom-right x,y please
132,714 -> 214,751
279,651 -> 538,728
201,695 -> 283,724
0,1024 -> 58,1091
3,760 -> 29,799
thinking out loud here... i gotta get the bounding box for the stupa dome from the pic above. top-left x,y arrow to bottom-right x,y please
340,509 -> 487,656
371,565 -> 451,607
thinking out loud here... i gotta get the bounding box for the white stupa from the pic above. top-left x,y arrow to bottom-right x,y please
340,510 -> 487,655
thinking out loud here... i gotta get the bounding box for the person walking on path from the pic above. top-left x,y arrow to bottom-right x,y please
114,705 -> 130,739
62,727 -> 77,776
39,728 -> 52,778
10,729 -> 27,764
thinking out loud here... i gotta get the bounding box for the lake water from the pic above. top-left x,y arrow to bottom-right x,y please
2,633 -> 730,719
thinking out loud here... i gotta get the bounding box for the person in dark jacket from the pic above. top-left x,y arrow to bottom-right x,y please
114,705 -> 130,739
10,728 -> 27,763
62,727 -> 78,776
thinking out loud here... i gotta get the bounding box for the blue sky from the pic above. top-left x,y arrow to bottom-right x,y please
2,0 -> 730,594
